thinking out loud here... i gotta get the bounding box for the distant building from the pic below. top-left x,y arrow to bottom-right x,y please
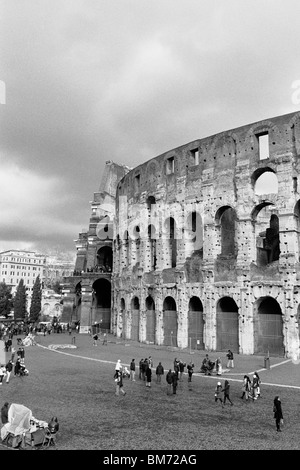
0,249 -> 46,295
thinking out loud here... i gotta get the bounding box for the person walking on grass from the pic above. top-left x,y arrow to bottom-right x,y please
222,379 -> 233,406
171,370 -> 178,394
92,333 -> 98,346
139,358 -> 144,380
166,369 -> 173,395
241,375 -> 251,401
187,361 -> 194,383
130,359 -> 136,382
215,381 -> 224,408
115,369 -> 126,396
5,360 -> 13,384
252,372 -> 261,399
156,361 -> 164,384
145,363 -> 152,388
273,396 -> 283,432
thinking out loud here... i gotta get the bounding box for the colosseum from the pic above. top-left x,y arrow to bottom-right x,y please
62,111 -> 300,359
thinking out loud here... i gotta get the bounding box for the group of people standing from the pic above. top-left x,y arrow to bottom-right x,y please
241,372 -> 261,401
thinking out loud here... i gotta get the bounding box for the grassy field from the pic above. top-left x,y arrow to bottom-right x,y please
0,332 -> 299,453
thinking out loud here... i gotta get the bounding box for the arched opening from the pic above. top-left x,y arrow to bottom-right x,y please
131,296 -> 140,341
253,203 -> 280,266
185,211 -> 203,257
92,278 -> 111,330
294,200 -> 300,261
216,297 -> 239,353
254,296 -> 284,356
145,296 -> 156,344
252,167 -> 278,195
163,296 -> 177,347
74,282 -> 82,323
146,195 -> 156,211
215,206 -> 237,258
96,246 -> 113,272
120,298 -> 126,339
188,296 -> 204,350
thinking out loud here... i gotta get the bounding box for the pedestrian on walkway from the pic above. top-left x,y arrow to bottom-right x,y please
0,365 -> 6,385
5,360 -> 13,384
222,380 -> 233,406
155,361 -> 164,384
174,358 -> 180,378
226,350 -> 234,368
215,357 -> 222,376
11,346 -> 16,363
145,364 -> 152,388
166,369 -> 173,395
130,359 -> 136,381
102,332 -> 107,345
115,370 -> 126,396
187,361 -> 194,382
215,381 -> 224,408
273,396 -> 283,432
241,375 -> 251,400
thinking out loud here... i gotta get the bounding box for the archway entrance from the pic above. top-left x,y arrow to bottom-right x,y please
131,297 -> 140,341
145,296 -> 156,344
188,296 -> 204,350
216,297 -> 239,352
163,296 -> 177,347
254,297 -> 284,356
92,278 -> 111,330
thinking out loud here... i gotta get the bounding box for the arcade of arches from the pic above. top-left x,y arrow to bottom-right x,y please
115,294 -> 290,357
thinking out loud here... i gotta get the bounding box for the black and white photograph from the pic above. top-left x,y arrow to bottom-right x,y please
0,0 -> 300,457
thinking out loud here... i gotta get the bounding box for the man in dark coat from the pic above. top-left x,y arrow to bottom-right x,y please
156,362 -> 164,384
171,370 -> 178,394
166,369 -> 173,395
273,396 -> 283,432
145,364 -> 152,388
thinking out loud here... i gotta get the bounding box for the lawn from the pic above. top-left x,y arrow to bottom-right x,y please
0,333 -> 299,453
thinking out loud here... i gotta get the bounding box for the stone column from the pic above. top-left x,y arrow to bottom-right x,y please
79,280 -> 93,334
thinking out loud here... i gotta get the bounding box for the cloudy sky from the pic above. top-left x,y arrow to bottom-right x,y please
1,0 -> 300,260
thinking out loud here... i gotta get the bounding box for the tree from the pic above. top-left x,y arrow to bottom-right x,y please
0,282 -> 13,318
29,275 -> 42,324
52,280 -> 62,295
14,279 -> 27,321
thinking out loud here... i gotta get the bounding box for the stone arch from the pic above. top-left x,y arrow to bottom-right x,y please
251,167 -> 278,195
185,211 -> 203,256
145,296 -> 156,344
252,203 -> 280,266
131,296 -> 140,341
188,296 -> 204,350
148,224 -> 157,271
96,246 -> 112,272
215,206 -> 237,258
216,296 -> 239,353
253,296 -> 284,356
163,296 -> 177,347
92,278 -> 111,330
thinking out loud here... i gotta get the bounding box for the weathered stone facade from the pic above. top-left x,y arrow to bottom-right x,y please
112,111 -> 300,358
61,161 -> 131,333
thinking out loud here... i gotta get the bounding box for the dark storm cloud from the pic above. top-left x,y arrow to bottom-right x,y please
1,0 -> 300,256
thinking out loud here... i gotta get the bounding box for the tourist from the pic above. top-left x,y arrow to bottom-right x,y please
226,350 -> 234,368
0,365 -> 6,385
155,361 -> 164,384
273,396 -> 283,432
215,357 -> 222,376
115,370 -> 126,397
252,372 -> 261,398
92,333 -> 98,346
215,381 -> 224,408
130,359 -> 136,381
241,375 -> 251,400
171,370 -> 178,395
179,360 -> 186,381
139,358 -> 144,380
187,361 -> 194,382
222,379 -> 233,406
166,369 -> 173,395
145,364 -> 152,388
5,359 -> 13,384
115,359 -> 122,372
